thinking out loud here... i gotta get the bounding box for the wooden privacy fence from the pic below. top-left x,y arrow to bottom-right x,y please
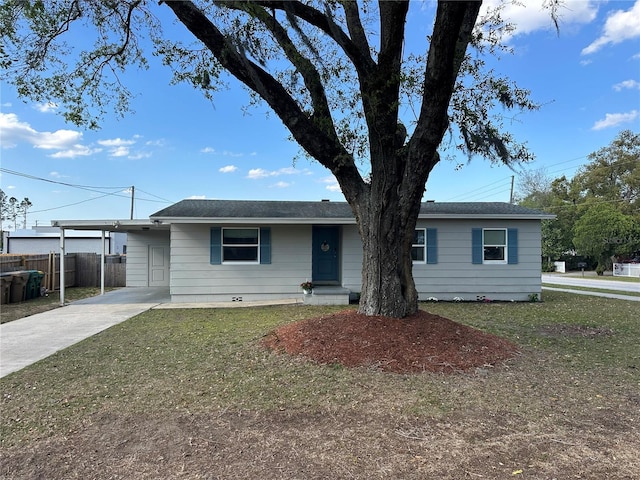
0,253 -> 126,289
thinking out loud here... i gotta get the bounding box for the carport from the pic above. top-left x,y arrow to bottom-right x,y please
51,219 -> 170,305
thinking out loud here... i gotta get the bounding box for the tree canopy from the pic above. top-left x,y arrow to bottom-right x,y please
1,1 -> 545,317
517,130 -> 640,271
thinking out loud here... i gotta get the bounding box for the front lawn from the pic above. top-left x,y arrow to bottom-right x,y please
1,291 -> 638,479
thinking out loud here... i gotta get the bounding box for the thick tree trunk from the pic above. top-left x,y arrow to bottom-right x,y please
350,168 -> 423,318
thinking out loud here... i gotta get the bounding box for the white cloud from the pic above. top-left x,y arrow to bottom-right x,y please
0,112 -> 84,150
319,175 -> 341,192
110,146 -> 131,157
201,147 -> 244,157
582,0 -> 640,55
633,52 -> 640,60
479,0 -> 597,37
0,111 -> 96,158
34,102 -> 58,113
591,110 -> 639,130
247,168 -> 270,179
49,145 -> 99,158
271,181 -> 291,188
219,165 -> 238,173
128,152 -> 152,160
188,195 -> 207,199
97,137 -> 144,158
246,166 -> 308,179
97,138 -> 136,147
613,79 -> 640,91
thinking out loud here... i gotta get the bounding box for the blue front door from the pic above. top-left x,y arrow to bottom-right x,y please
312,226 -> 340,284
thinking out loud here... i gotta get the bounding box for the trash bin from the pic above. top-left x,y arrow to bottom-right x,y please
9,271 -> 30,303
25,270 -> 45,300
0,273 -> 13,305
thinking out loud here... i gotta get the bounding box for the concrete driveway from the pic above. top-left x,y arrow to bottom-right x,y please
0,287 -> 170,378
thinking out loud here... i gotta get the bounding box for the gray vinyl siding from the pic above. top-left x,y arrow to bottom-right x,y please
169,224 -> 312,302
412,219 -> 542,301
341,225 -> 363,291
126,230 -> 170,287
161,218 -> 543,302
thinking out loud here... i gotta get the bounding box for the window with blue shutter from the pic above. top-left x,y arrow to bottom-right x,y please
260,227 -> 271,264
507,228 -> 518,264
472,228 -> 518,265
426,228 -> 438,264
211,227 -> 271,264
472,228 -> 483,264
210,227 -> 222,265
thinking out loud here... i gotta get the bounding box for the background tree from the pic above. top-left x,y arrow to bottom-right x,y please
17,198 -> 33,229
1,0 -> 546,318
517,131 -> 639,270
572,130 -> 639,218
573,202 -> 640,274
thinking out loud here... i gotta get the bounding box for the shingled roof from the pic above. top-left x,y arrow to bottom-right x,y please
150,199 -> 552,223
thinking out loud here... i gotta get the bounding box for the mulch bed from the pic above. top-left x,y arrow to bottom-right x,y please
262,309 -> 519,374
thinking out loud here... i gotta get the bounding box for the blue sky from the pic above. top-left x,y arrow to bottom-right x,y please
1,0 -> 639,228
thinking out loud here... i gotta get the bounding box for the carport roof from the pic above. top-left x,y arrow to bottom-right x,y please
51,219 -> 170,232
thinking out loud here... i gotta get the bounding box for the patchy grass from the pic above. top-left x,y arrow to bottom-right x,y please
0,287 -> 118,324
1,291 -> 638,479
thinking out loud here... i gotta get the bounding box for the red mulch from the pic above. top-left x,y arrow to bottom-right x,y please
261,309 -> 519,374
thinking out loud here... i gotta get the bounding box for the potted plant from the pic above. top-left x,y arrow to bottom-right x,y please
300,281 -> 313,294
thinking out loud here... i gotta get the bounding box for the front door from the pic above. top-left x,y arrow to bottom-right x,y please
312,226 -> 340,284
148,245 -> 169,286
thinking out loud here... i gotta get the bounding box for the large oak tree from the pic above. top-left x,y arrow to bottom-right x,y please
1,0 -> 542,317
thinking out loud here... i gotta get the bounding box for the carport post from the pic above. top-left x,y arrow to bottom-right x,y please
59,228 -> 65,305
100,230 -> 105,295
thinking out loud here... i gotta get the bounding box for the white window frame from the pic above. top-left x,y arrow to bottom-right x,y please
222,227 -> 260,264
483,228 -> 507,264
412,228 -> 426,264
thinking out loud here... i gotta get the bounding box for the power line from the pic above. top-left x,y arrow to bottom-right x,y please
29,193 -> 117,213
0,168 -> 130,191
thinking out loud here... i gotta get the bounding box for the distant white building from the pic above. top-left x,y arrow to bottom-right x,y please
1,226 -> 126,255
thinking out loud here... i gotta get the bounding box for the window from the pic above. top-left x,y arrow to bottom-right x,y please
412,228 -> 437,264
483,229 -> 506,263
412,229 -> 426,263
223,228 -> 259,262
472,228 -> 518,265
210,227 -> 271,265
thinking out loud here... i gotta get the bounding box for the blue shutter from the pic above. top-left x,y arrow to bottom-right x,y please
210,227 -> 221,265
472,228 -> 483,264
508,228 -> 518,264
260,227 -> 271,264
426,228 -> 438,264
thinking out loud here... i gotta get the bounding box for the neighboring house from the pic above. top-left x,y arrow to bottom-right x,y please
2,226 -> 127,255
53,200 -> 553,304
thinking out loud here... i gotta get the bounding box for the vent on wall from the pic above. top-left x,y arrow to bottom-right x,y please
232,296 -> 243,302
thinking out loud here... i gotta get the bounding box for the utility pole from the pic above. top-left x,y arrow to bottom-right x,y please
130,186 -> 135,220
509,175 -> 515,204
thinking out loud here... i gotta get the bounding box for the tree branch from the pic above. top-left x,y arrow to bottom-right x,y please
164,0 -> 365,196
